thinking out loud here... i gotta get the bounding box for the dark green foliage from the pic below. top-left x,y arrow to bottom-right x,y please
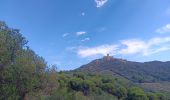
69,78 -> 83,91
0,21 -> 55,100
114,86 -> 127,99
101,77 -> 114,83
155,93 -> 167,100
69,77 -> 95,95
51,71 -> 168,100
48,88 -> 73,100
73,72 -> 85,80
0,84 -> 19,100
147,93 -> 159,100
0,22 -> 29,99
147,92 -> 168,100
101,83 -> 115,94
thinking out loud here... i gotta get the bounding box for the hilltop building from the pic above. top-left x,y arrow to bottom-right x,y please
103,54 -> 114,61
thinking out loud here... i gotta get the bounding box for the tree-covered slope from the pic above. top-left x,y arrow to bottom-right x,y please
77,55 -> 170,83
47,71 -> 168,100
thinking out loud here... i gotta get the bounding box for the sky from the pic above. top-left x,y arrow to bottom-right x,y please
0,0 -> 170,70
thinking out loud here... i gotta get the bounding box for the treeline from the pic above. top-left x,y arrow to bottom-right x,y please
47,71 -> 168,100
0,21 -> 169,100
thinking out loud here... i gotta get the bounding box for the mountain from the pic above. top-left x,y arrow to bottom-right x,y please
77,54 -> 170,83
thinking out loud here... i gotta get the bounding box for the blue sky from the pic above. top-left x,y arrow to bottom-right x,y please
1,0 -> 170,70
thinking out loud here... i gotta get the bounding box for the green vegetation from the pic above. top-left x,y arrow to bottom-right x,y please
46,71 -> 168,100
0,21 -> 169,100
78,57 -> 170,83
0,21 -> 58,100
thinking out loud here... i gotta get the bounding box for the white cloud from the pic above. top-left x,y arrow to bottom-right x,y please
95,0 -> 108,8
119,37 -> 170,56
76,31 -> 87,36
81,38 -> 90,42
149,46 -> 170,55
77,45 -> 118,58
75,36 -> 170,58
155,24 -> 170,34
148,37 -> 170,45
119,39 -> 148,56
62,33 -> 69,37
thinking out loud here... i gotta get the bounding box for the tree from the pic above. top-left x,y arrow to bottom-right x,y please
114,86 -> 127,99
44,65 -> 58,94
9,49 -> 47,99
155,93 -> 167,100
81,80 -> 95,95
101,83 -> 115,94
127,87 -> 148,100
0,21 -> 28,99
69,77 -> 83,91
0,21 -> 47,100
147,93 -> 159,100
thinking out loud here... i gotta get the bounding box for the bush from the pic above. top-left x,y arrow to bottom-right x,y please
101,83 -> 115,94
127,87 -> 148,100
114,86 -> 127,99
147,93 -> 159,100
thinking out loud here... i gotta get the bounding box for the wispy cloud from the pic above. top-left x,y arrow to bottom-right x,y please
119,39 -> 148,55
97,27 -> 107,32
62,33 -> 69,37
95,0 -> 108,8
81,38 -> 90,42
148,37 -> 170,45
155,24 -> 170,34
149,46 -> 170,55
81,12 -> 85,16
119,37 -> 170,56
75,36 -> 170,58
77,45 -> 118,58
166,8 -> 170,16
76,31 -> 87,36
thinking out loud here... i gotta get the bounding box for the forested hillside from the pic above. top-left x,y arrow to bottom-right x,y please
78,55 -> 170,83
49,71 -> 169,100
0,21 -> 169,100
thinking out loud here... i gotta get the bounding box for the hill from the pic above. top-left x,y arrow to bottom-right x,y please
77,54 -> 170,83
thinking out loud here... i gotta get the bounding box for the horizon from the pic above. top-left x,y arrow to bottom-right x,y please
1,0 -> 170,70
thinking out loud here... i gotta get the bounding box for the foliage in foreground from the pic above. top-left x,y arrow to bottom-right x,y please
0,21 -> 58,100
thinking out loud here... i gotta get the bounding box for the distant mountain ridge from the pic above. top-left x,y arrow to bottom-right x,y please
77,54 -> 170,83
